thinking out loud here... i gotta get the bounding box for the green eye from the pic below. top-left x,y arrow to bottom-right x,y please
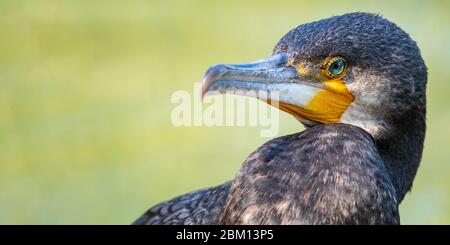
326,57 -> 347,78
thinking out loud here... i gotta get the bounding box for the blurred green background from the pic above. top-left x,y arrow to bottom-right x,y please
0,0 -> 449,224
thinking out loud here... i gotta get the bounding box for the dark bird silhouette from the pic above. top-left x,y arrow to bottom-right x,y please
133,12 -> 427,225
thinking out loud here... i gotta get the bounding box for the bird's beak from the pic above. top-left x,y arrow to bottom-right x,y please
201,52 -> 353,125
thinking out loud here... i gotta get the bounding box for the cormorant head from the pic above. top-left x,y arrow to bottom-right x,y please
201,12 -> 427,139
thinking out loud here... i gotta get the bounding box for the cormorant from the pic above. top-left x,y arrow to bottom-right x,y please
133,12 -> 427,225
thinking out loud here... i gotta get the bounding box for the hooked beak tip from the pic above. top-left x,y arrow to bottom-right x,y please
200,64 -> 227,101
199,52 -> 292,102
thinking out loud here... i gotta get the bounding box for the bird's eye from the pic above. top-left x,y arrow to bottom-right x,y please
325,57 -> 347,78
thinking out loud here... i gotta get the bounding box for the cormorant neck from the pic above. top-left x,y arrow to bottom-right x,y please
374,106 -> 426,202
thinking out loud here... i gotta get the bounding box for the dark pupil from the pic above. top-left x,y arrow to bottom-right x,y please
330,60 -> 344,75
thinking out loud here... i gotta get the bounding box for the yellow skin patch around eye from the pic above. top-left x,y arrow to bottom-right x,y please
281,57 -> 354,124
265,59 -> 354,124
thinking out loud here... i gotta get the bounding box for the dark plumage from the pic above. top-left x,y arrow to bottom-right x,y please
133,12 -> 427,225
221,124 -> 398,224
